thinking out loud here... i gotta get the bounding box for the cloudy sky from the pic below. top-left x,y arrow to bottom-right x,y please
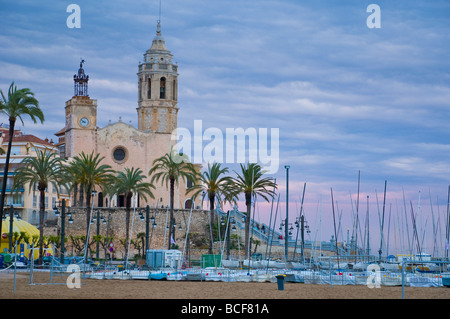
1,0 -> 450,255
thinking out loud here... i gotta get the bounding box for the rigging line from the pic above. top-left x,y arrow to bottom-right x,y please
429,188 -> 438,258
410,200 -> 422,258
293,182 -> 306,261
265,179 -> 277,260
330,188 -> 340,269
265,194 -> 280,273
402,188 -> 412,256
355,170 -> 360,259
445,186 -> 450,258
378,180 -> 387,261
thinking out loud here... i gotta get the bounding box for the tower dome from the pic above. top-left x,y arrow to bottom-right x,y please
149,21 -> 168,51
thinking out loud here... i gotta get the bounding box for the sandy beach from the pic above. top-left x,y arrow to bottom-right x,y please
1,271 -> 449,309
0,271 -> 447,317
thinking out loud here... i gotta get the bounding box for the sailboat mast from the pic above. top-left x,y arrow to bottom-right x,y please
355,171 -> 360,259
378,180 -> 387,262
403,189 -> 412,257
331,188 -> 340,269
446,186 -> 450,259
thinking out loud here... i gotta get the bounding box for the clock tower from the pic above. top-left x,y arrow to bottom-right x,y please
64,59 -> 97,158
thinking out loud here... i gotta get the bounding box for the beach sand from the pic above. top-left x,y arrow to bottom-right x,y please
1,271 -> 446,317
1,271 -> 450,300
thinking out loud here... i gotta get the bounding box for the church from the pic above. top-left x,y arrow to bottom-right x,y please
55,21 -> 194,210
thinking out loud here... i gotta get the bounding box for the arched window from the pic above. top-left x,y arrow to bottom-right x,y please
173,79 -> 176,100
184,199 -> 193,209
98,192 -> 103,207
147,78 -> 151,99
138,78 -> 142,100
160,77 -> 166,99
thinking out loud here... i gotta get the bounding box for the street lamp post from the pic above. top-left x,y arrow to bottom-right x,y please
84,190 -> 97,264
53,200 -> 74,264
9,205 -> 13,253
285,165 -> 290,261
96,209 -> 100,260
60,200 -> 66,264
145,205 -> 150,258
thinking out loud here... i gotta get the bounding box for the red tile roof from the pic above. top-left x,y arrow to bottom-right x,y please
0,128 -> 55,147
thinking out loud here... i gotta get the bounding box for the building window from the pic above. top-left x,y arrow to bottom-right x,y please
10,146 -> 20,155
33,195 -> 37,208
160,77 -> 166,99
173,79 -> 177,100
147,78 -> 151,99
184,199 -> 193,209
139,78 -> 142,100
112,146 -> 127,163
186,177 -> 194,189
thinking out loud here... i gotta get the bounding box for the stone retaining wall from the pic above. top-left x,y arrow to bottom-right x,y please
46,207 -> 211,259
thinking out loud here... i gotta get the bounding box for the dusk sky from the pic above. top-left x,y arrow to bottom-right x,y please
1,0 -> 450,255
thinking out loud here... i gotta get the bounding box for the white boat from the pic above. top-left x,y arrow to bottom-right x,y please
262,259 -> 286,269
332,262 -> 349,270
381,272 -> 402,286
317,261 -> 335,270
243,259 -> 262,268
287,262 -> 307,270
352,262 -> 369,271
221,259 -> 240,268
416,263 -> 440,273
380,262 -> 400,271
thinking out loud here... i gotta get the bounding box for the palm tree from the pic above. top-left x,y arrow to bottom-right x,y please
232,163 -> 277,259
13,150 -> 64,264
149,151 -> 197,249
62,161 -> 82,207
189,162 -> 236,254
0,82 -> 44,234
69,151 -> 114,232
115,167 -> 155,263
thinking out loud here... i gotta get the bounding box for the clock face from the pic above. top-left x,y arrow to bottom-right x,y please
80,117 -> 89,127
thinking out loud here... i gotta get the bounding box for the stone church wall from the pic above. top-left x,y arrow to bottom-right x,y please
48,207 -> 212,259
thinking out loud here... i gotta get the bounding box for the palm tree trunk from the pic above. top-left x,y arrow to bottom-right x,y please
0,117 -> 16,233
244,192 -> 252,260
209,193 -> 215,254
79,184 -> 84,207
72,183 -> 78,207
169,178 -> 175,249
125,192 -> 132,262
39,188 -> 46,265
85,185 -> 92,237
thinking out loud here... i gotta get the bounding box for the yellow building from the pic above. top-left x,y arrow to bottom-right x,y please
0,126 -> 68,225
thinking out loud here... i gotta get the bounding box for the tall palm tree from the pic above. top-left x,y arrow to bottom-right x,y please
189,162 -> 236,254
232,163 -> 277,259
69,151 -> 114,233
115,167 -> 155,263
149,151 -> 197,249
61,161 -> 81,207
13,150 -> 64,264
0,82 -> 44,233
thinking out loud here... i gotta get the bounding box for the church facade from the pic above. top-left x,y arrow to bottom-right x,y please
56,22 -> 194,210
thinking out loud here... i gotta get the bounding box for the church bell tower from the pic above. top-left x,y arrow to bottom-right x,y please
137,21 -> 179,134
